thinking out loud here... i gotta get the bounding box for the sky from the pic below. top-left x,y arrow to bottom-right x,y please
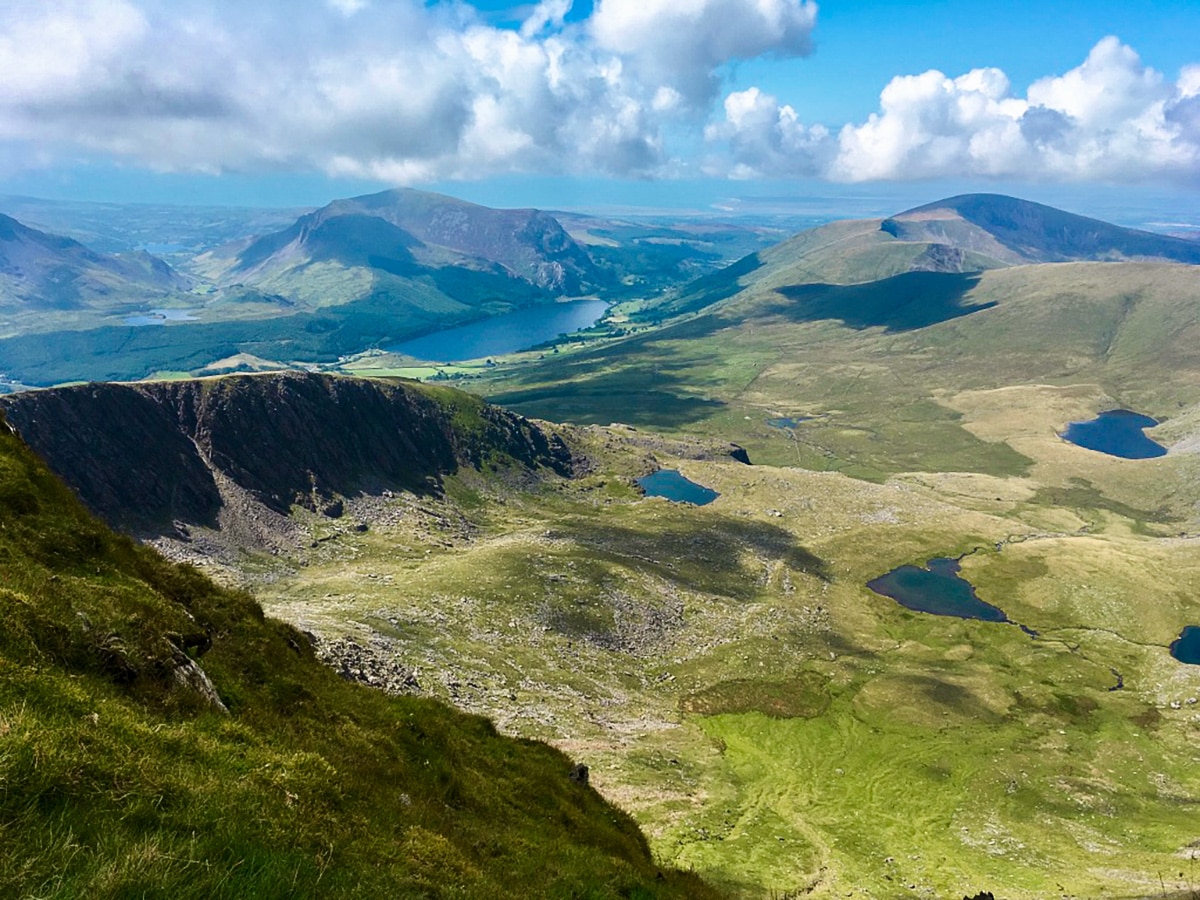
1,0 -> 1198,212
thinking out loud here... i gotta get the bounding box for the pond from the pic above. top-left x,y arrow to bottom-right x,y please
1170,626 -> 1200,665
637,470 -> 719,506
1060,409 -> 1167,459
123,308 -> 199,326
767,416 -> 811,430
388,299 -> 608,362
867,557 -> 1009,623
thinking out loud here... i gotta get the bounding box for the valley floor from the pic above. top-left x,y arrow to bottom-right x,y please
154,392 -> 1200,899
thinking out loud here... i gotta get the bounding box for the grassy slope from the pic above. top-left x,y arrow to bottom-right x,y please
249,424 -> 1200,899
475,261 -> 1200,479
0,416 -> 717,899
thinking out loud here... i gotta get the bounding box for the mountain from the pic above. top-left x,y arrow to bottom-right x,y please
0,372 -> 573,535
471,195 -> 1200,482
197,187 -> 603,301
0,213 -> 190,323
646,193 -> 1200,321
884,193 -> 1200,265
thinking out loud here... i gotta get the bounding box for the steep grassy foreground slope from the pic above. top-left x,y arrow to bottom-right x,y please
0,413 -> 716,898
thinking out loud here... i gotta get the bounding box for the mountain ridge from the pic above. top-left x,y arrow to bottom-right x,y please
202,187 -> 603,298
0,372 -> 574,535
642,192 -> 1200,322
0,212 -> 191,319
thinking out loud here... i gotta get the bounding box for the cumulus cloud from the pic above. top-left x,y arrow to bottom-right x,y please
704,87 -> 831,178
5,6 -> 1197,189
0,0 -> 817,183
590,0 -> 817,105
710,36 -> 1200,183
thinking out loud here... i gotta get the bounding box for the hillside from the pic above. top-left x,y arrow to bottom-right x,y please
0,397 -> 715,899
8,376 -> 1200,898
197,188 -> 602,301
0,372 -> 573,535
0,213 -> 191,331
642,193 -> 1200,322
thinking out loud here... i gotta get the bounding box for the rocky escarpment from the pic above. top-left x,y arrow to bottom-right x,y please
1,372 -> 574,535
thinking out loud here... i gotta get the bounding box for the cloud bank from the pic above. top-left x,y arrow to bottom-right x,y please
712,37 -> 1200,184
0,0 -> 815,182
1,3 -> 1197,187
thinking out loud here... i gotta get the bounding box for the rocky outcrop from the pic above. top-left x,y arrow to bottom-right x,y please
310,633 -> 420,695
1,372 -> 575,535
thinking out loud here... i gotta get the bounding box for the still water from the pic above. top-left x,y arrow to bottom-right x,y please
636,470 -> 719,506
867,557 -> 1009,622
389,299 -> 607,362
1060,410 -> 1167,459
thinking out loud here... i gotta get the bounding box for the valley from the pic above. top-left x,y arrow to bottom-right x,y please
3,192 -> 1200,898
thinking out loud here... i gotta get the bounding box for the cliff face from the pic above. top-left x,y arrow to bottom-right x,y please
1,372 -> 573,534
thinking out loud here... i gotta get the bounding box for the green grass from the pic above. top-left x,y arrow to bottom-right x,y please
247,425 -> 1200,899
0,414 -> 718,899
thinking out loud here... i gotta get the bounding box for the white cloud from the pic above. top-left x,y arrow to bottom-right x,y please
520,0 -> 572,38
704,87 -> 830,177
0,0 -> 823,184
710,36 -> 1200,184
591,0 -> 817,105
4,7 -> 1198,190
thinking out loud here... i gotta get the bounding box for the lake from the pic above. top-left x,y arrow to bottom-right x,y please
388,299 -> 608,362
767,417 -> 811,430
123,308 -> 199,326
867,557 -> 1009,622
1170,626 -> 1200,665
637,470 -> 719,506
1060,409 -> 1167,459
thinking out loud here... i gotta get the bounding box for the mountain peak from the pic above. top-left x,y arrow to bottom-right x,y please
887,193 -> 1200,265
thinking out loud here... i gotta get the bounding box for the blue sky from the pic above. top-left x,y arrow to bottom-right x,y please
1,0 -> 1198,211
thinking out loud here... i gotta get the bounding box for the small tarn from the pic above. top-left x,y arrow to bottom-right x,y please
636,470 -> 719,506
767,417 -> 811,430
1170,626 -> 1200,665
1060,410 -> 1167,459
867,557 -> 1008,623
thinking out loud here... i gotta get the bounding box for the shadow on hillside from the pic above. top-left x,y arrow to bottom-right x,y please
488,365 -> 725,429
560,511 -> 831,600
771,271 -> 991,332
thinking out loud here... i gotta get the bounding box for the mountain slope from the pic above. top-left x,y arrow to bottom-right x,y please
0,213 -> 190,321
0,401 -> 714,899
888,193 -> 1200,265
198,187 -> 602,303
1,372 -> 573,535
644,193 -> 1200,322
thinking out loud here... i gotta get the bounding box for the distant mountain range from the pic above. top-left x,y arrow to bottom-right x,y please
0,213 -> 190,322
650,193 -> 1200,321
3,190 -> 1198,390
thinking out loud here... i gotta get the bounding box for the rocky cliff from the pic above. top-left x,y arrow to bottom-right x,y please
1,372 -> 573,535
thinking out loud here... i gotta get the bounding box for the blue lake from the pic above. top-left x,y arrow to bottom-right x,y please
124,308 -> 199,326
867,557 -> 1009,622
1061,410 -> 1167,459
637,470 -> 719,506
767,417 -> 811,430
388,299 -> 608,362
1170,626 -> 1200,665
